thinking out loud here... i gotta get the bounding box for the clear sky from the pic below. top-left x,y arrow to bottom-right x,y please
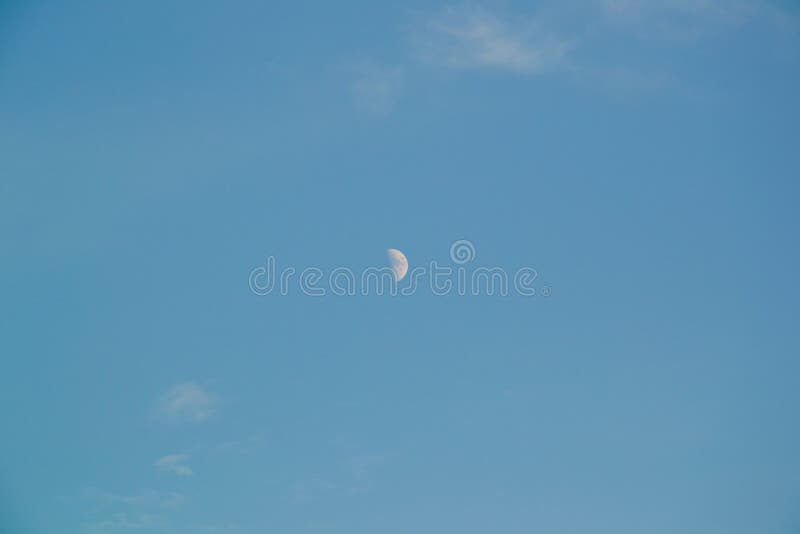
1,1 -> 799,533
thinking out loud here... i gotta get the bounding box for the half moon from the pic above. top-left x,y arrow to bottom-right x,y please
387,248 -> 409,282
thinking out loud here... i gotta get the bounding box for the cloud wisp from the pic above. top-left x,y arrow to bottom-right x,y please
155,454 -> 193,477
78,487 -> 236,533
345,1 -> 795,113
348,61 -> 405,115
155,382 -> 218,424
412,5 -> 572,74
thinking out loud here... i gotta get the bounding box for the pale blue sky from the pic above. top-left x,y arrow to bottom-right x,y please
1,1 -> 799,533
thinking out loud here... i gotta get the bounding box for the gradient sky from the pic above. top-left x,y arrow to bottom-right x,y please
1,1 -> 799,533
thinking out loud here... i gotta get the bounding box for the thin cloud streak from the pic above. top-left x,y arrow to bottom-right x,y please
155,382 -> 217,424
348,61 -> 405,115
155,454 -> 193,477
413,5 -> 572,74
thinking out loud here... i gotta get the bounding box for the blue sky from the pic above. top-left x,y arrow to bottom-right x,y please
1,1 -> 799,533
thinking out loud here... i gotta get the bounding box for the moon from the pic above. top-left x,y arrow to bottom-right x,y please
387,248 -> 408,282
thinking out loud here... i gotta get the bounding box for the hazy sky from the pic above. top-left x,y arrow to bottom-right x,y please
1,1 -> 799,533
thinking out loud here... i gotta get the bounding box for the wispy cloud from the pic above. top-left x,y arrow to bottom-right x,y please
413,5 -> 572,74
155,382 -> 217,424
348,61 -> 405,115
341,1 -> 796,109
77,487 -> 235,533
155,454 -> 193,477
290,452 -> 390,502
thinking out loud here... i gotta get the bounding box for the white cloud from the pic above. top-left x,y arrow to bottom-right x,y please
155,454 -> 193,477
349,61 -> 405,115
413,5 -> 572,74
337,1 -> 796,108
155,382 -> 217,424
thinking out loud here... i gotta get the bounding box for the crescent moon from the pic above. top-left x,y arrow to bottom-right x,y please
387,248 -> 409,282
